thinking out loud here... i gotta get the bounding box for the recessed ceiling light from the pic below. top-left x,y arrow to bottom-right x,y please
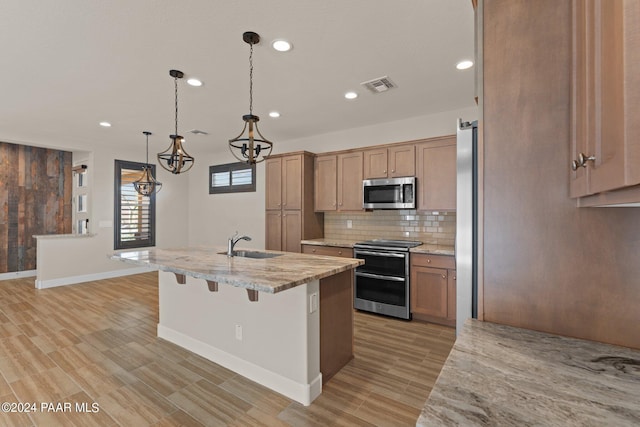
456,60 -> 474,70
272,39 -> 292,52
187,78 -> 203,87
99,121 -> 111,127
344,91 -> 358,100
269,111 -> 281,118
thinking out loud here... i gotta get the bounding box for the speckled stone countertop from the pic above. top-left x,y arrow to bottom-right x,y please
111,246 -> 363,294
301,238 -> 455,256
417,319 -> 640,426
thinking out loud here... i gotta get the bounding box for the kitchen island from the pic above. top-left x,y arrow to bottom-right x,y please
417,319 -> 640,426
111,246 -> 363,406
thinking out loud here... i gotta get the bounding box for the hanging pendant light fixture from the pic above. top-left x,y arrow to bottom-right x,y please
229,31 -> 274,164
158,69 -> 195,174
134,131 -> 163,196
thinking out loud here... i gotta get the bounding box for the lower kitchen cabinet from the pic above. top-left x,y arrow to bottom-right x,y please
266,210 -> 303,252
302,244 -> 354,382
410,253 -> 456,327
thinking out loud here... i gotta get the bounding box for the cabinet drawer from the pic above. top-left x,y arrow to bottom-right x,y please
302,245 -> 352,258
410,253 -> 455,269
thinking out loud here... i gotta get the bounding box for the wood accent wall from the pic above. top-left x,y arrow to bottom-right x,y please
481,0 -> 640,349
0,142 -> 72,273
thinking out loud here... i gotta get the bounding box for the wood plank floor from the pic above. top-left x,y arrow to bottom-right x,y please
0,272 -> 455,426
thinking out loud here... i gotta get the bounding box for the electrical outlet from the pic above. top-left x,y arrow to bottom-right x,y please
235,324 -> 243,341
347,220 -> 353,229
309,292 -> 318,314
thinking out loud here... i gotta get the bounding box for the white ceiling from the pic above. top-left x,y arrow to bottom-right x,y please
0,0 -> 475,154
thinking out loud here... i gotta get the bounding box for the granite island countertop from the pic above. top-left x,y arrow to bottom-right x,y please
417,319 -> 640,426
111,246 -> 363,294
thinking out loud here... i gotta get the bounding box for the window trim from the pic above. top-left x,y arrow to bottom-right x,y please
209,162 -> 256,194
114,159 -> 157,250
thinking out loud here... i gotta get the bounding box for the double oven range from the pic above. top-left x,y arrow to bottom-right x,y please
353,239 -> 422,320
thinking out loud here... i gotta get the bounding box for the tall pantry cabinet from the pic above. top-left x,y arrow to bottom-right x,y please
265,152 -> 323,252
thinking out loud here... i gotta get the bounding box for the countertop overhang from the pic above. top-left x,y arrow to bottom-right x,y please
110,246 -> 363,294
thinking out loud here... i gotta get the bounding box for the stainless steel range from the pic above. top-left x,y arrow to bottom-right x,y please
353,239 -> 422,320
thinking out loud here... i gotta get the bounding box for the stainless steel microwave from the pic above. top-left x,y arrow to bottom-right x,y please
363,177 -> 416,209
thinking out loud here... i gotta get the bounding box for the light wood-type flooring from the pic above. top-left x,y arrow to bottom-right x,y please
0,272 -> 455,426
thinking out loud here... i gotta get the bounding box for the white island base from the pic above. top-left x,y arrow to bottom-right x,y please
157,271 -> 321,406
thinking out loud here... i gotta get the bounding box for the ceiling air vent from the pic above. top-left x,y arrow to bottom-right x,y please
188,129 -> 209,135
361,76 -> 397,94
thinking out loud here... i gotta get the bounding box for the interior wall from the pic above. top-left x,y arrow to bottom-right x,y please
187,107 -> 478,248
482,0 -> 640,349
0,142 -> 72,273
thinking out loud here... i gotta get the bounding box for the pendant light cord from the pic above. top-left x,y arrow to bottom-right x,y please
145,133 -> 149,165
249,41 -> 254,115
174,76 -> 179,136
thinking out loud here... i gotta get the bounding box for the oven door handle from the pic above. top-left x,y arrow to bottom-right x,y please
354,250 -> 406,258
355,271 -> 406,282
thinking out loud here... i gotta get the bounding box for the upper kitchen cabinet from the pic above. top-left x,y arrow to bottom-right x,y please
315,151 -> 364,212
416,136 -> 457,211
265,154 -> 302,210
570,0 -> 640,205
363,145 -> 415,179
265,152 -> 323,252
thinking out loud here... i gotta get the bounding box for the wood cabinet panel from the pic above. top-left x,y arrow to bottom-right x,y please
282,155 -> 302,210
389,145 -> 415,177
411,266 -> 448,318
265,157 -> 282,210
447,270 -> 457,321
302,245 -> 352,258
265,152 -> 323,253
411,253 -> 456,269
314,155 -> 338,211
265,211 -> 282,251
363,148 -> 388,179
571,0 -> 640,199
337,152 -> 363,211
416,137 -> 456,211
282,210 -> 302,253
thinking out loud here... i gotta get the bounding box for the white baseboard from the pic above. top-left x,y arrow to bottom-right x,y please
157,324 -> 322,406
0,270 -> 37,281
34,266 -> 155,289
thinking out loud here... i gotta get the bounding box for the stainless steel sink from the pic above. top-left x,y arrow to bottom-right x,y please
219,250 -> 283,259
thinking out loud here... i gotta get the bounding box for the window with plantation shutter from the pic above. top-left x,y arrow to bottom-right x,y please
114,160 -> 156,250
209,162 -> 256,194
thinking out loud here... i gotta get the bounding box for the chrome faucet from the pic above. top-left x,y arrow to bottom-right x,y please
227,231 -> 252,256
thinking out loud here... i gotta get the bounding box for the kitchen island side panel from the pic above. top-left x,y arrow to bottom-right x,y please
157,271 -> 321,405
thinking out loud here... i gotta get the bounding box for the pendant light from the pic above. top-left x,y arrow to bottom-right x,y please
133,131 -> 163,196
158,69 -> 195,174
229,31 -> 273,164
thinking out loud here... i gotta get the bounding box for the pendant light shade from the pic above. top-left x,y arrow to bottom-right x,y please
158,69 -> 195,174
134,131 -> 162,196
228,31 -> 273,164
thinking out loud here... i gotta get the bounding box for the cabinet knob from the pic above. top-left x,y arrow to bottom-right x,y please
312,249 -> 316,253
283,203 -> 287,206
391,169 -> 395,173
453,276 -> 456,280
339,202 -> 343,206
338,251 -> 342,255
383,170 -> 387,174
442,275 -> 446,279
427,259 -> 431,263
571,153 -> 596,171
277,203 -> 281,206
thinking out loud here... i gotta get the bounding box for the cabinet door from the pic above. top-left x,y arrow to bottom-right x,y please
447,269 -> 456,321
282,210 -> 302,253
282,155 -> 302,210
363,148 -> 388,179
265,158 -> 282,210
416,138 -> 456,211
571,0 -> 635,197
410,266 -> 448,318
337,151 -> 363,211
265,210 -> 282,251
389,145 -> 415,178
315,155 -> 337,211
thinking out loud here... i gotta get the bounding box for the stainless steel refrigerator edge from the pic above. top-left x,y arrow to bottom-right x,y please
456,119 -> 478,335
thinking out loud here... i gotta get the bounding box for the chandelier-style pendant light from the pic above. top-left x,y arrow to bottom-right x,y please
133,131 -> 163,196
158,69 -> 195,174
229,31 -> 273,164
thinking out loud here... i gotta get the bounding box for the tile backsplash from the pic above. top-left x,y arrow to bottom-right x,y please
324,210 -> 456,246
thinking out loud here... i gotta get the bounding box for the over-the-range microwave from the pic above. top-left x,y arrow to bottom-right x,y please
362,177 -> 416,209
